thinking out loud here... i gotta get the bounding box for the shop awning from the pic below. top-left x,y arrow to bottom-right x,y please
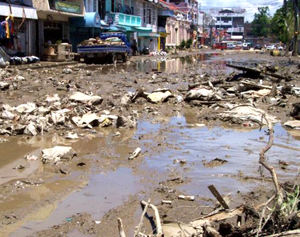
134,26 -> 152,32
0,2 -> 37,20
117,25 -> 135,32
107,25 -> 126,32
138,32 -> 160,37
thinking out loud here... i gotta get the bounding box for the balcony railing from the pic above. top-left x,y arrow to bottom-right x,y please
108,12 -> 141,27
227,27 -> 244,33
216,21 -> 232,26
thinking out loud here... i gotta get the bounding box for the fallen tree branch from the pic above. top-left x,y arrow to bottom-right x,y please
259,114 -> 283,206
134,199 -> 150,237
265,229 -> 300,237
256,195 -> 276,237
141,200 -> 163,236
117,218 -> 126,237
191,205 -> 245,227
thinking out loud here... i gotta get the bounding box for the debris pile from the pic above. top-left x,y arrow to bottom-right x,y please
0,90 -> 136,136
79,37 -> 125,46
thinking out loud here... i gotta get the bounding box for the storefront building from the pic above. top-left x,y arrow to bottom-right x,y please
32,0 -> 85,57
0,0 -> 38,56
166,14 -> 190,48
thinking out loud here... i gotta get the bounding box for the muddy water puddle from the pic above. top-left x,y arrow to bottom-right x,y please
74,53 -> 235,75
11,167 -> 143,237
7,112 -> 300,236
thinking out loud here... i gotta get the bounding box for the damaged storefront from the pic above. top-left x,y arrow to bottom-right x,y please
0,0 -> 38,56
32,0 -> 85,58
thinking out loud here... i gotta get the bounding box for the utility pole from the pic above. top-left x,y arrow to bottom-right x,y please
294,0 -> 299,56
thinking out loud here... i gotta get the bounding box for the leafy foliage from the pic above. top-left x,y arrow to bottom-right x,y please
186,38 -> 193,49
179,40 -> 186,49
252,7 -> 271,37
271,0 -> 294,44
280,185 -> 300,216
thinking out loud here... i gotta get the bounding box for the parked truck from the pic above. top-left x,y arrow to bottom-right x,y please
77,32 -> 132,64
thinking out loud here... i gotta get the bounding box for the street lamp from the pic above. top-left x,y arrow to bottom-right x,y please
175,27 -> 178,45
175,27 -> 178,53
210,18 -> 216,47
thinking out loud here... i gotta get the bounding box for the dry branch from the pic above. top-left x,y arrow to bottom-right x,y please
134,199 -> 150,237
117,218 -> 126,237
265,229 -> 300,237
141,200 -> 163,237
259,114 -> 283,206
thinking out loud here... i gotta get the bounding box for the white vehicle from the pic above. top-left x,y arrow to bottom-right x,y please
242,43 -> 250,50
266,44 -> 275,50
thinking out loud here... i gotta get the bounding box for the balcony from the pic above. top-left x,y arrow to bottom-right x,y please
108,12 -> 141,27
216,21 -> 232,26
227,27 -> 244,33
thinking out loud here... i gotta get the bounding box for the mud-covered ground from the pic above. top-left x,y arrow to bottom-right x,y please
0,50 -> 299,237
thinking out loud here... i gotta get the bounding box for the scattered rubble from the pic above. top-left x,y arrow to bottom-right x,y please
41,146 -> 77,164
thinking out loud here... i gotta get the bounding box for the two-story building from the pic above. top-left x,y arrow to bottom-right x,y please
0,0 -> 38,56
210,8 -> 245,41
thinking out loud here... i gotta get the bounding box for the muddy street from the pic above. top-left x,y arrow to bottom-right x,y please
0,51 -> 300,237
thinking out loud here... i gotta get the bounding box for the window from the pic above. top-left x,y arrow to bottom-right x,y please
147,9 -> 151,24
143,3 -> 151,25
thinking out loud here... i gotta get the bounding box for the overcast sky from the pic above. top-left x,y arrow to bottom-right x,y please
199,0 -> 284,22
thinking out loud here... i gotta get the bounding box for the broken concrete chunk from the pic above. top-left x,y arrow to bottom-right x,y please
219,105 -> 277,125
121,92 -> 135,105
65,132 -> 79,140
45,94 -> 60,103
15,103 -> 36,114
25,154 -> 38,161
69,92 -> 92,103
50,109 -> 70,125
41,146 -> 76,164
72,112 -> 100,128
69,92 -> 102,105
14,75 -> 25,81
147,90 -> 172,103
0,129 -> 11,135
1,110 -> 16,120
62,68 -> 72,74
116,116 -> 137,128
128,147 -> 141,160
284,120 -> 300,129
185,87 -> 222,101
0,82 -> 9,90
24,122 -> 37,136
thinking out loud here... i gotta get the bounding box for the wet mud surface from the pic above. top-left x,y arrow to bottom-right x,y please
0,50 -> 299,236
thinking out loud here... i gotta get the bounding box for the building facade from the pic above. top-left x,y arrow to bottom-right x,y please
32,0 -> 85,56
210,8 -> 245,41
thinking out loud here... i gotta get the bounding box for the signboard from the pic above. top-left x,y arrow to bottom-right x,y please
55,1 -> 81,14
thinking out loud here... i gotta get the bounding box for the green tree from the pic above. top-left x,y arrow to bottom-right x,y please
252,7 -> 271,37
271,0 -> 294,44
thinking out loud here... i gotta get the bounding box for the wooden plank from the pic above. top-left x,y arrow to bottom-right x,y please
208,185 -> 230,210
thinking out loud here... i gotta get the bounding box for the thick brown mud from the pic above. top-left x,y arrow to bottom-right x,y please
0,51 -> 299,236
